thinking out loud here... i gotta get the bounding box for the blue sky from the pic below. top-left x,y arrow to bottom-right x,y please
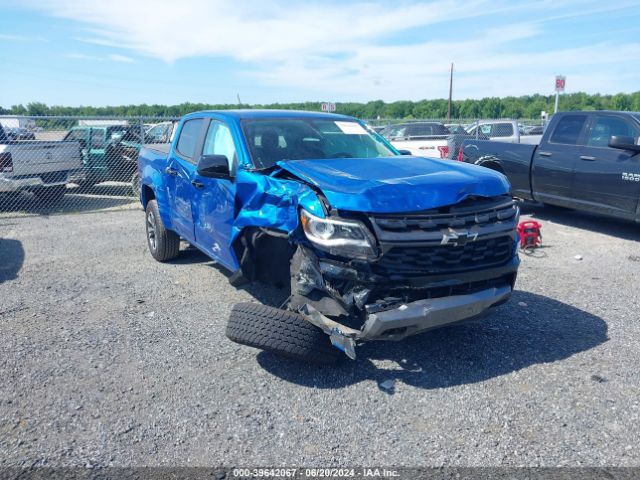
1,0 -> 639,107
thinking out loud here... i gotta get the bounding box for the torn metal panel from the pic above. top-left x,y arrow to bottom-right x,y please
232,168 -> 325,243
300,304 -> 358,360
277,156 -> 510,213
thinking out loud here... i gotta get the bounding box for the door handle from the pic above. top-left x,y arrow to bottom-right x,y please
579,155 -> 596,161
164,166 -> 178,176
538,151 -> 552,157
191,180 -> 204,189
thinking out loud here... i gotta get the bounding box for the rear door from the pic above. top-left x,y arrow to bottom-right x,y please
532,113 -> 588,205
166,118 -> 205,243
572,113 -> 640,217
190,118 -> 237,269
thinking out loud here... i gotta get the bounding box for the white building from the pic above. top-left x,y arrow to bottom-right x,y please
0,117 -> 36,130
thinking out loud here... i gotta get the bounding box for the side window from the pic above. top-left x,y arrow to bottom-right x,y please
549,115 -> 587,146
408,124 -> 430,137
491,123 -> 514,137
386,125 -> 406,139
90,129 -> 105,148
176,119 -> 203,160
202,120 -> 237,172
479,125 -> 492,136
587,116 -> 640,148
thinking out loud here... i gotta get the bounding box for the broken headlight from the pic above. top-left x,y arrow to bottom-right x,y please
300,209 -> 377,259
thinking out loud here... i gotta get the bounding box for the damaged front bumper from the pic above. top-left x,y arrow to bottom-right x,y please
303,283 -> 511,342
292,245 -> 518,358
359,284 -> 511,340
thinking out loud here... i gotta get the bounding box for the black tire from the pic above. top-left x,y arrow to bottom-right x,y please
33,185 -> 66,203
226,303 -> 341,365
145,199 -> 180,262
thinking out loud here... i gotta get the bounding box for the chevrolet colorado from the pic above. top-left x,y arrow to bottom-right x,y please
138,110 -> 520,364
461,111 -> 640,222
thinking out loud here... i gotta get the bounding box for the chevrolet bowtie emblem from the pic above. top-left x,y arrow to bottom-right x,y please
441,229 -> 479,246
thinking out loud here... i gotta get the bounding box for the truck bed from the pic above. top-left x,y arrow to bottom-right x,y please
461,139 -> 536,199
1,140 -> 82,177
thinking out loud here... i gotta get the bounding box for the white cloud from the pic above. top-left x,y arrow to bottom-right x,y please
107,53 -> 134,63
0,33 -> 47,42
23,0 -> 640,99
63,52 -> 136,63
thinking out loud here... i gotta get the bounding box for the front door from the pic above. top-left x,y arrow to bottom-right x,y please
572,113 -> 640,217
191,119 -> 237,269
166,118 -> 205,243
532,113 -> 588,206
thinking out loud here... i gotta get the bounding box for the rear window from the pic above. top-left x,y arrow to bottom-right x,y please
549,115 -> 587,145
176,119 -> 203,159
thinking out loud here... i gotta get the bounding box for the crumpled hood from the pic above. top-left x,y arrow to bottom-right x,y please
277,156 -> 510,213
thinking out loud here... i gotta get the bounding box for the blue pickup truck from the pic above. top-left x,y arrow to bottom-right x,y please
138,110 -> 520,364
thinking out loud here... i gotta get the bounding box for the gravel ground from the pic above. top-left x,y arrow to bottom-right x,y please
0,200 -> 639,468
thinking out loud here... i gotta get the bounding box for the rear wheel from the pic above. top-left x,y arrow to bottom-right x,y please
145,199 -> 180,261
33,185 -> 66,203
226,302 -> 341,365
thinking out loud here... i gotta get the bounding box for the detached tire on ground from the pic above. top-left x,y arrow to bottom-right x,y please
226,303 -> 341,365
145,199 -> 180,262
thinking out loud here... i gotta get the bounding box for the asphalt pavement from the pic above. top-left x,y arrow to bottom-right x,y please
1,200 -> 639,467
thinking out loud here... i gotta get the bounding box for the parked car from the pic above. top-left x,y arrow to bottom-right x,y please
466,120 -> 542,145
64,125 -> 142,191
379,121 -> 451,158
0,123 -> 82,202
138,110 -> 520,364
523,125 -> 545,135
5,127 -> 36,141
460,110 -> 640,222
445,123 -> 467,134
144,121 -> 177,144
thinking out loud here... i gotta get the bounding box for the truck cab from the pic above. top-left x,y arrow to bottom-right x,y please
139,110 -> 520,363
65,125 -> 141,188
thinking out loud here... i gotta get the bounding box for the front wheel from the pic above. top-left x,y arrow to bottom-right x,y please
226,303 -> 341,365
145,199 -> 180,262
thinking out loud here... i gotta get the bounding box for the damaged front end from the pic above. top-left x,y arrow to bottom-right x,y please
287,195 -> 520,358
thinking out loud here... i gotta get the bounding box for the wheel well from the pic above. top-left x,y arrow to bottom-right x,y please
141,185 -> 155,208
478,160 -> 505,175
232,228 -> 295,290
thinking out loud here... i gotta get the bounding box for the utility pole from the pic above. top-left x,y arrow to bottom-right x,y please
447,63 -> 454,122
237,93 -> 242,106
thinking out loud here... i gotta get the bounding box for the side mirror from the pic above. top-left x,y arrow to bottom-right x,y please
197,154 -> 230,178
609,135 -> 640,152
397,149 -> 412,156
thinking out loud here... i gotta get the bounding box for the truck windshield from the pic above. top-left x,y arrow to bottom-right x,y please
240,118 -> 397,169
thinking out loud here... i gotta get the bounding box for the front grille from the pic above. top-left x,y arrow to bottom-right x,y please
373,235 -> 514,276
370,195 -> 517,244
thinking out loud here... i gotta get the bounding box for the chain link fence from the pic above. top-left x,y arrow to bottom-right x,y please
0,115 -> 178,218
0,114 -> 547,219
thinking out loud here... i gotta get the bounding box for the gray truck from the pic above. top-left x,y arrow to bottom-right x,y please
0,123 -> 82,202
